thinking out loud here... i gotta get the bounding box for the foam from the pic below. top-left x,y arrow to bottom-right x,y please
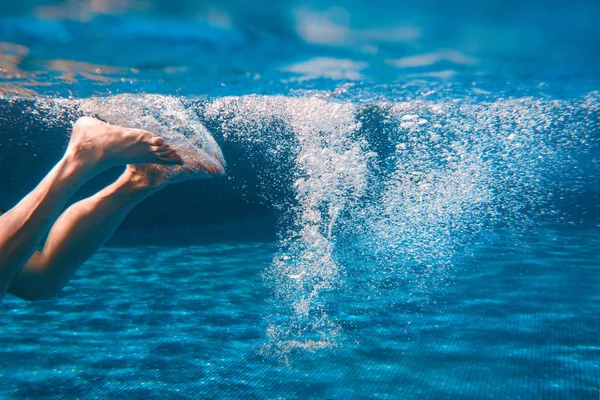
204,93 -> 599,358
28,92 -> 599,359
34,94 -> 225,171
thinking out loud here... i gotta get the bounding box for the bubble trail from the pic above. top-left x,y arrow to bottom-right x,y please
205,93 -> 599,358
29,92 -> 600,359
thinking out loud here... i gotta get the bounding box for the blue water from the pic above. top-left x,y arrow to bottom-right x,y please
1,230 -> 599,399
1,0 -> 600,399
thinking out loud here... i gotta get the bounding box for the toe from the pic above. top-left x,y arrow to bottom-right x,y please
151,144 -> 171,153
151,137 -> 165,146
156,148 -> 176,157
156,153 -> 183,166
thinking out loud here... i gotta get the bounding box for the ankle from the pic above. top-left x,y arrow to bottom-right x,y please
58,152 -> 95,181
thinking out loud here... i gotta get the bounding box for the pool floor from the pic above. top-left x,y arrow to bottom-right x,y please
1,227 -> 599,399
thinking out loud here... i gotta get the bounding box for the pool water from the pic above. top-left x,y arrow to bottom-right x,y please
1,0 -> 600,398
1,228 -> 599,399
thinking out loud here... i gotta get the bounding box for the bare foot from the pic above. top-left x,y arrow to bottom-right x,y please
126,150 -> 225,190
65,117 -> 183,172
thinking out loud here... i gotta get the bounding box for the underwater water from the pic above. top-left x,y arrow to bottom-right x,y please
1,230 -> 599,399
1,0 -> 600,399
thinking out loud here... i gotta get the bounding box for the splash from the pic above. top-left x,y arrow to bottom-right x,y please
23,92 -> 600,359
205,96 -> 376,356
204,93 -> 599,358
35,94 -> 224,170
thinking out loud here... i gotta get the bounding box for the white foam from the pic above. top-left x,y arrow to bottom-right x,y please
204,93 -> 598,357
74,94 -> 224,167
30,92 -> 599,359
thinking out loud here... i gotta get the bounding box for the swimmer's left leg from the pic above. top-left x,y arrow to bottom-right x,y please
8,158 -> 225,301
0,117 -> 183,297
7,166 -> 159,300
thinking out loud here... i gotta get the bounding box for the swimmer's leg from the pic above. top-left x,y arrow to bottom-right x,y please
0,117 -> 182,297
8,160 -> 224,301
8,167 -> 159,300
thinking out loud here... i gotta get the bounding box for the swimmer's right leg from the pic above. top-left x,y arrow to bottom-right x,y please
8,157 -> 225,301
0,117 -> 182,297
